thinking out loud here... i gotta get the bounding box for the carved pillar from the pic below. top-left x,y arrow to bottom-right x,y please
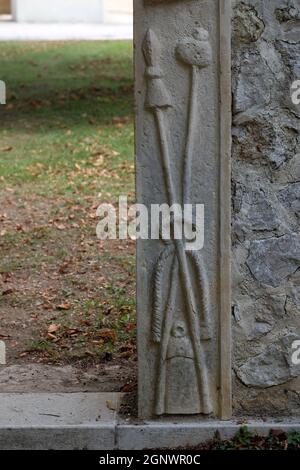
135,0 -> 232,419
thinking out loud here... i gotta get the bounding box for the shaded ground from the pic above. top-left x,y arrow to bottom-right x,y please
0,41 -> 136,393
198,427 -> 300,451
0,363 -> 134,393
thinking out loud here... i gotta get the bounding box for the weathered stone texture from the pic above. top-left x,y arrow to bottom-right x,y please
232,0 -> 300,417
135,0 -> 231,419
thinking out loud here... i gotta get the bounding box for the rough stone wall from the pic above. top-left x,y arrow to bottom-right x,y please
232,0 -> 300,417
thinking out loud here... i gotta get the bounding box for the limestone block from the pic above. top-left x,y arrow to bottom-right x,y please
134,0 -> 232,419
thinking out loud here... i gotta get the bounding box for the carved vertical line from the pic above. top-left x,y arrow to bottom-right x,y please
188,251 -> 211,339
155,256 -> 178,415
219,0 -> 232,420
155,109 -> 177,206
183,66 -> 198,205
175,243 -> 212,414
153,245 -> 175,342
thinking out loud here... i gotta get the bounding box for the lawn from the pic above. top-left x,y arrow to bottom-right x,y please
0,41 -> 136,368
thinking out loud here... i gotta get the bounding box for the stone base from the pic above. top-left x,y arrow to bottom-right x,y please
0,394 -> 299,450
116,420 -> 300,450
0,393 -> 120,450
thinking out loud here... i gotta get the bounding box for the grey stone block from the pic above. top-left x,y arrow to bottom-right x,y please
0,426 -> 115,450
134,0 -> 232,421
0,393 -> 121,450
117,421 -> 300,450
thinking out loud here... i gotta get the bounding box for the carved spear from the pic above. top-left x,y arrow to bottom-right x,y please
143,29 -> 212,414
176,28 -> 212,205
176,28 -> 213,339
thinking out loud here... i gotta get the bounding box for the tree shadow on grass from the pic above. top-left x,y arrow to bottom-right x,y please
0,41 -> 134,132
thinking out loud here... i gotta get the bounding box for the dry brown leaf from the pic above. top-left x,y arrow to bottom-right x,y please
65,328 -> 81,336
54,223 -> 66,231
48,323 -> 60,334
57,303 -> 71,311
121,383 -> 135,393
99,328 -> 117,343
106,400 -> 117,411
47,333 -> 58,341
19,352 -> 28,358
119,350 -> 134,359
58,262 -> 70,274
2,289 -> 14,296
0,334 -> 11,339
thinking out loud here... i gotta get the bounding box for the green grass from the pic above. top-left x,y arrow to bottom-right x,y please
0,42 -> 136,365
0,41 -> 134,198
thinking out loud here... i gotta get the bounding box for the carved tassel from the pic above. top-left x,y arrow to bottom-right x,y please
143,29 -> 172,110
153,245 -> 175,343
155,257 -> 178,415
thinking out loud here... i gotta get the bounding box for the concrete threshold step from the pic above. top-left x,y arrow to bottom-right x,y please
0,393 -> 119,450
0,393 -> 300,449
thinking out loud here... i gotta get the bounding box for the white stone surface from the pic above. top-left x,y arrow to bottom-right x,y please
103,0 -> 133,24
0,341 -> 5,365
0,22 -> 133,41
0,393 -> 121,426
0,393 -> 121,449
12,0 -> 104,23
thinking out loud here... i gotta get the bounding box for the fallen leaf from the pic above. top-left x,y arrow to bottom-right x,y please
47,333 -> 58,341
0,334 -> 11,339
79,319 -> 91,326
19,352 -> 28,358
106,400 -> 117,411
58,262 -> 70,274
43,303 -> 54,311
270,429 -> 287,440
2,289 -> 14,296
48,323 -> 60,334
65,328 -> 81,336
1,272 -> 12,283
119,350 -> 133,359
125,323 -> 135,331
92,155 -> 104,167
99,329 -> 117,343
121,383 -> 135,393
85,350 -> 96,357
54,223 -> 66,231
57,303 -> 71,311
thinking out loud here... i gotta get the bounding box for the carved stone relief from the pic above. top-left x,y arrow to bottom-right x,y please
135,0 -> 232,419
